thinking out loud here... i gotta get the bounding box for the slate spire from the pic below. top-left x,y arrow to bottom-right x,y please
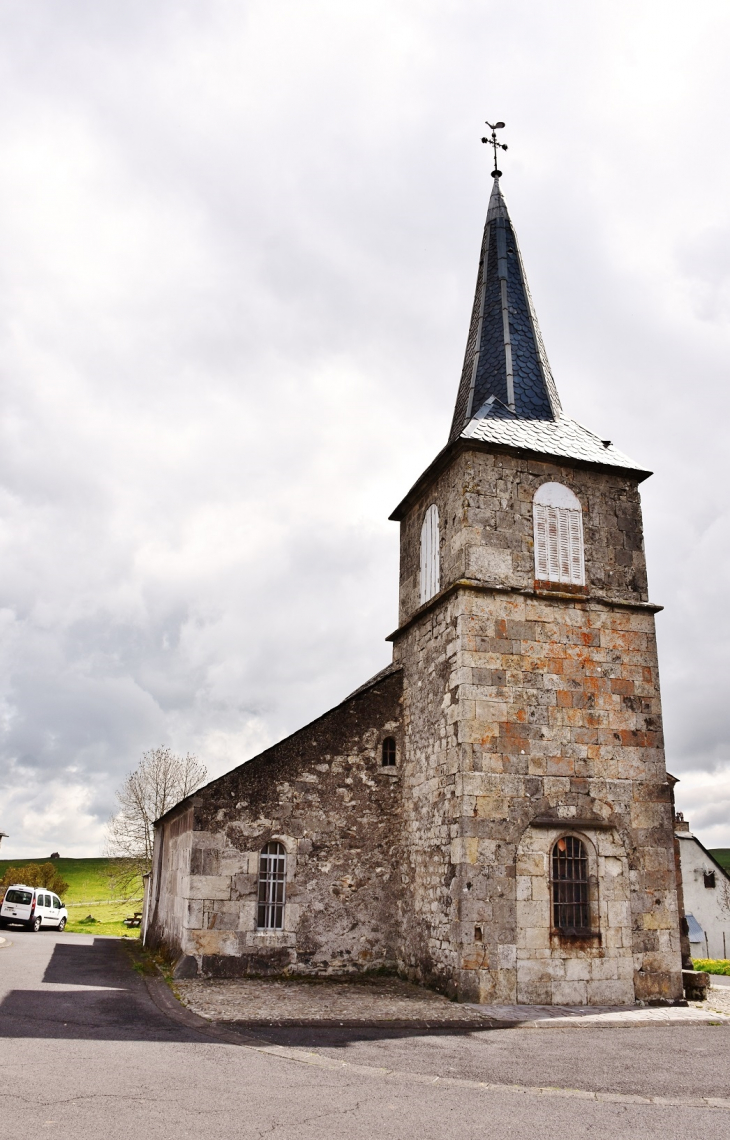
448,175 -> 562,442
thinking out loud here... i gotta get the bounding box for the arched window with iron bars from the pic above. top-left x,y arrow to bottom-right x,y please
257,841 -> 286,930
551,835 -> 590,934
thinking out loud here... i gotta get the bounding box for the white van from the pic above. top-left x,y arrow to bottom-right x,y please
0,885 -> 68,932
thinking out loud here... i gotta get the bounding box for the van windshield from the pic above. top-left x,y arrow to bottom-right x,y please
5,889 -> 32,904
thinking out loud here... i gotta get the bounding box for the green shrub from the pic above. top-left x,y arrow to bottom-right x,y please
692,958 -> 730,976
0,862 -> 69,898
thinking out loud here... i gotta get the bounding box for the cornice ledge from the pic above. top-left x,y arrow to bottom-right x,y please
529,816 -> 616,830
385,579 -> 663,642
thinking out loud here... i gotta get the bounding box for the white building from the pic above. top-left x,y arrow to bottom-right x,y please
676,816 -> 730,961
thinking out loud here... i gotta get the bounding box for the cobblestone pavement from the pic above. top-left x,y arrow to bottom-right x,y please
175,975 -> 730,1027
704,984 -> 730,1017
175,975 -> 485,1024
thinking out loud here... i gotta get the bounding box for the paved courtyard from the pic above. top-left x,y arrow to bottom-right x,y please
175,972 -> 730,1027
2,930 -> 730,1140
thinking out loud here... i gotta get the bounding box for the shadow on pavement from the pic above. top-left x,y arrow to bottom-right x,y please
0,936 -> 512,1047
0,938 -> 203,1042
42,940 -> 132,988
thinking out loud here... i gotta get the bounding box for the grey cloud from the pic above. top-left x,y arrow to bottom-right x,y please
1,1 -> 730,854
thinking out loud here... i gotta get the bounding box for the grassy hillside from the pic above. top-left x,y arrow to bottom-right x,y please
709,850 -> 730,873
0,857 -> 143,938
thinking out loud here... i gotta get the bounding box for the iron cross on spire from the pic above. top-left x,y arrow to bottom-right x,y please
481,120 -> 507,178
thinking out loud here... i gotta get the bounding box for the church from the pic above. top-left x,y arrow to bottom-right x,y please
145,151 -> 684,1006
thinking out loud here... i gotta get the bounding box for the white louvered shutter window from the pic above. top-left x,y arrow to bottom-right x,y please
420,504 -> 440,604
533,483 -> 584,586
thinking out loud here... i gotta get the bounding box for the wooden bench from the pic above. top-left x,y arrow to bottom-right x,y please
123,912 -> 143,928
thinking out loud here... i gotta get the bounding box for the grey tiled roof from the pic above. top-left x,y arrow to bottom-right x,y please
343,662 -> 402,702
449,178 -> 561,441
462,407 -> 647,473
447,175 -> 646,476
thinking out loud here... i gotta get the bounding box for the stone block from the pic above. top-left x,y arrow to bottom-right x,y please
516,958 -> 558,1003
466,545 -> 513,581
586,979 -> 634,1006
530,876 -> 549,902
204,908 -> 239,931
516,875 -> 532,901
497,943 -> 517,969
589,957 -> 618,981
516,900 -> 548,930
219,853 -> 250,876
187,929 -> 241,957
606,901 -> 630,928
185,900 -> 203,927
564,957 -> 591,981
523,926 -> 550,950
473,795 -> 509,819
183,875 -> 231,901
451,837 -> 478,865
190,848 -> 220,876
516,853 -> 546,877
552,979 -> 587,1005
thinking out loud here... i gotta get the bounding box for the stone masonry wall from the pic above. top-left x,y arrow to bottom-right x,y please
147,667 -> 404,978
392,444 -> 683,1004
148,807 -> 193,953
393,594 -> 463,995
398,446 -> 648,627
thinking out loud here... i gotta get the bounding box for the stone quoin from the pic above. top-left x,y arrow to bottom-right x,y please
145,165 -> 684,1005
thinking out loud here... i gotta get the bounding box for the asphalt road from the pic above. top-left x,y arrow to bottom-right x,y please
1,930 -> 729,1140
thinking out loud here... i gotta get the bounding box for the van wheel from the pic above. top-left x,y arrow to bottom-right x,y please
57,917 -> 66,932
30,916 -> 42,933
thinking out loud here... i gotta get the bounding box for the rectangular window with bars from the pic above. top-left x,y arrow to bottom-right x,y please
257,842 -> 287,930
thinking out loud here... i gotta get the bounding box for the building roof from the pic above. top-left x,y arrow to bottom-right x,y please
344,661 -> 401,701
447,175 -> 648,476
676,830 -> 730,883
154,663 -> 403,827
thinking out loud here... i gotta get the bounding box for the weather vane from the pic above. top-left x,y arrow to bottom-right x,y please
482,120 -> 507,178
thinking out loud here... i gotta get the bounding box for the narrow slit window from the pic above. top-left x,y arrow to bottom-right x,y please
257,841 -> 286,930
551,835 -> 590,934
533,483 -> 585,586
382,737 -> 396,766
420,504 -> 440,604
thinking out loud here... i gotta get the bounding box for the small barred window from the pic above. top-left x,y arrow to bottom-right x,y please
551,835 -> 590,933
382,737 -> 396,766
420,504 -> 440,604
533,482 -> 585,586
257,842 -> 286,930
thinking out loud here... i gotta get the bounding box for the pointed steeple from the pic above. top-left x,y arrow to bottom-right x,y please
448,175 -> 561,441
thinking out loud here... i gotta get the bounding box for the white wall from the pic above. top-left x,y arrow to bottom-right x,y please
677,834 -> 730,960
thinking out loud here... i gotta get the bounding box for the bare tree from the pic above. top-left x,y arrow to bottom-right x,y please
106,747 -> 207,896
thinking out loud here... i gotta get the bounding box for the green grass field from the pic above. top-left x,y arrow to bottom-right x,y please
0,857 -> 143,938
709,849 -> 730,873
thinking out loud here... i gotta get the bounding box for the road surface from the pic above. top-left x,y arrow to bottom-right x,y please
1,929 -> 729,1139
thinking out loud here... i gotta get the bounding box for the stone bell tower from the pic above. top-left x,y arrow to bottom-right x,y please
388,163 -> 683,1005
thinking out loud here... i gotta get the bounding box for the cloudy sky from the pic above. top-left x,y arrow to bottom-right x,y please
0,0 -> 729,857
